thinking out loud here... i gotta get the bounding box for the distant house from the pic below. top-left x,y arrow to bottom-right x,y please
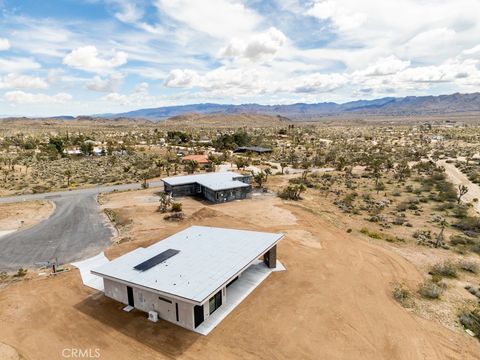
91,226 -> 284,333
182,154 -> 210,169
162,172 -> 252,203
233,146 -> 272,154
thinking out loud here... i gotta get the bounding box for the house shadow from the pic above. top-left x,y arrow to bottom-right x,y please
74,292 -> 200,358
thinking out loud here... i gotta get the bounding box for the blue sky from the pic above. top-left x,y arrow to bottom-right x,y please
0,0 -> 480,116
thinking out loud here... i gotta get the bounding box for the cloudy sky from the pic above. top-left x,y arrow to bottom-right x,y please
1,0 -> 480,116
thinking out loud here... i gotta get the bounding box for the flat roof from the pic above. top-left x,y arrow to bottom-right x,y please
92,226 -> 283,304
162,172 -> 251,191
233,146 -> 272,153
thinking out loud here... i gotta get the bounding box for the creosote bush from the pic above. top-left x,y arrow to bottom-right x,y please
393,283 -> 413,307
429,261 -> 457,278
418,280 -> 444,299
459,307 -> 480,337
458,260 -> 478,274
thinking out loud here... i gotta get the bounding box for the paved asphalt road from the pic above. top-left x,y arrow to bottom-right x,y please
0,181 -> 164,271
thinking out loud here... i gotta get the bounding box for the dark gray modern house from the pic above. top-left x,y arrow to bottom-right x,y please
233,146 -> 272,154
162,172 -> 252,203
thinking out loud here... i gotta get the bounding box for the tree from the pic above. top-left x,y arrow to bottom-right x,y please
234,157 -> 249,170
435,222 -> 446,248
280,162 -> 288,174
264,167 -> 272,182
185,160 -> 199,174
279,184 -> 306,200
394,161 -> 411,182
64,169 -> 72,187
253,170 -> 267,188
48,137 -> 65,156
158,193 -> 172,213
457,184 -> 469,204
80,141 -> 94,156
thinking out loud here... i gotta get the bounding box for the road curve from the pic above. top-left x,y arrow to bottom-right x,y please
0,180 -> 164,204
438,159 -> 480,213
0,181 -> 164,271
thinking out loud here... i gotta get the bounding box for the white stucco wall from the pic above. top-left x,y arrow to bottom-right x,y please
103,279 -> 194,330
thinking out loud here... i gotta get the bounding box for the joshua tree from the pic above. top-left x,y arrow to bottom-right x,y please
158,193 -> 172,213
185,160 -> 199,174
264,167 -> 272,181
457,184 -> 469,204
64,169 -> 72,187
253,170 -> 267,189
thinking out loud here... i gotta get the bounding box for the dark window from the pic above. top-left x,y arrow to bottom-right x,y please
194,305 -> 204,328
226,276 -> 238,287
209,290 -> 222,315
127,286 -> 134,307
158,296 -> 172,304
175,303 -> 179,322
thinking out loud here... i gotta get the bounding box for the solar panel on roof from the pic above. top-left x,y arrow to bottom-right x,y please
134,249 -> 180,271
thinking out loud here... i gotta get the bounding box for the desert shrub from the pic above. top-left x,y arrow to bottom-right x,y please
393,283 -> 413,307
454,216 -> 480,233
452,205 -> 469,219
360,227 -> 369,235
359,227 -> 383,239
396,202 -> 408,212
450,235 -> 476,246
418,280 -> 444,299
104,208 -> 131,227
459,307 -> 480,337
171,202 -> 183,212
471,243 -> 480,255
458,260 -> 479,273
392,190 -> 401,197
14,268 -> 28,277
278,184 -> 306,200
429,261 -> 457,278
164,212 -> 185,221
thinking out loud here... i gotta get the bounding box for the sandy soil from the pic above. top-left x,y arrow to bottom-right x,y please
0,189 -> 478,359
0,201 -> 54,237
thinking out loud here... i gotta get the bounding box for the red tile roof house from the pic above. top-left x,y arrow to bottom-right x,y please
182,154 -> 210,169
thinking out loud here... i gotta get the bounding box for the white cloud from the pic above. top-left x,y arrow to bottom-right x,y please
402,27 -> 457,60
164,69 -> 199,88
4,91 -> 72,104
220,27 -> 287,62
63,46 -> 128,73
0,58 -> 41,73
113,2 -> 143,23
464,44 -> 480,56
103,81 -> 154,106
0,38 -> 10,51
87,73 -> 124,92
360,55 -> 410,76
0,73 -> 49,89
293,73 -> 347,93
154,0 -> 261,39
307,0 -> 367,31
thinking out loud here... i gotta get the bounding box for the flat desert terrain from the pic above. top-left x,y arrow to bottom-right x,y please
0,188 -> 478,359
0,201 -> 54,238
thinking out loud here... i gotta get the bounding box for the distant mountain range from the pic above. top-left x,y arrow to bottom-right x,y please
100,92 -> 480,121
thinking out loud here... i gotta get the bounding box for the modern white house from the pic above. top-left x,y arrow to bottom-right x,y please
91,226 -> 284,334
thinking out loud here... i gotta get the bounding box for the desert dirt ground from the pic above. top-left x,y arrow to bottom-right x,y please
0,188 -> 479,359
0,201 -> 54,238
